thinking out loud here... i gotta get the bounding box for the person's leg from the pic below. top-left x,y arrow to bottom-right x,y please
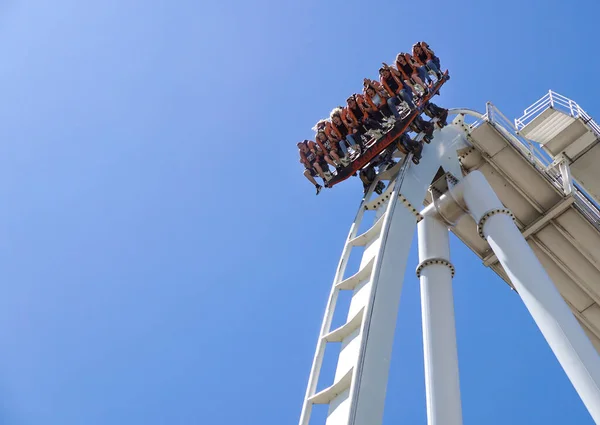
411,73 -> 427,90
386,97 -> 401,119
379,104 -> 394,119
303,168 -> 318,186
363,117 -> 382,130
328,149 -> 341,164
346,134 -> 361,154
313,162 -> 326,179
433,56 -> 441,70
426,60 -> 442,78
403,78 -> 416,93
417,66 -> 433,84
337,139 -> 348,156
303,168 -> 321,191
398,89 -> 415,108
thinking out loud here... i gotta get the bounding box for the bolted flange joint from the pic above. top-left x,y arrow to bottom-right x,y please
416,257 -> 456,278
476,208 -> 515,239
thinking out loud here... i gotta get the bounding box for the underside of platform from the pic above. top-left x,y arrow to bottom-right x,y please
447,118 -> 600,352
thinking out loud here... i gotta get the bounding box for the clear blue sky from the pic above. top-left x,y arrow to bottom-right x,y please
0,0 -> 598,424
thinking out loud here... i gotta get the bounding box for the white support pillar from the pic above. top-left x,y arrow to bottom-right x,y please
461,170 -> 600,423
417,215 -> 463,425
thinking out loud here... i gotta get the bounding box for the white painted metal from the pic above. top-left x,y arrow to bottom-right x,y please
516,91 -> 600,204
301,93 -> 600,425
453,103 -> 600,351
417,215 -> 463,425
299,124 -> 470,425
460,171 -> 600,423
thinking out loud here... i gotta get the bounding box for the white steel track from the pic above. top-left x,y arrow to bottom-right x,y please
299,124 -> 468,425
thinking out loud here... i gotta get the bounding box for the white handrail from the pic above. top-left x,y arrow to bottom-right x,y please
455,103 -> 600,231
516,90 -> 600,137
473,100 -> 600,232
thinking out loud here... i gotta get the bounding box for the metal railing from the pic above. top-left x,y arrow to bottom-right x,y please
472,101 -> 600,232
515,90 -> 600,138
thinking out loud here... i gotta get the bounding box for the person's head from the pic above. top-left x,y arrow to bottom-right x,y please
414,44 -> 422,53
316,131 -> 326,142
396,53 -> 406,64
380,67 -> 391,78
298,140 -> 308,151
366,86 -> 376,97
347,95 -> 357,107
330,107 -> 343,123
312,119 -> 327,132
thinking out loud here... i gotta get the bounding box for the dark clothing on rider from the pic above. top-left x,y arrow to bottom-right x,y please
334,121 -> 349,138
399,62 -> 414,77
383,75 -> 400,94
416,51 -> 429,65
349,106 -> 364,123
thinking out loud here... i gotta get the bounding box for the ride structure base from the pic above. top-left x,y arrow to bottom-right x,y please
327,71 -> 449,188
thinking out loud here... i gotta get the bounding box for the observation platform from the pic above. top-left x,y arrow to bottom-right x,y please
446,94 -> 600,352
516,91 -> 600,203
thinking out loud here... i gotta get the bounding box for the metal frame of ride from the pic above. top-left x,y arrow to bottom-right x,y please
298,91 -> 600,425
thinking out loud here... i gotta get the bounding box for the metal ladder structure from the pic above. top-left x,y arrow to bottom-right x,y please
299,94 -> 600,425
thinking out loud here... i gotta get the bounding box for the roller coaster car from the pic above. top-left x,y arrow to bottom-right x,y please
326,71 -> 450,188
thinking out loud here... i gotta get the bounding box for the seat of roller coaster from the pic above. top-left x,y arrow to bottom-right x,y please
326,71 -> 450,188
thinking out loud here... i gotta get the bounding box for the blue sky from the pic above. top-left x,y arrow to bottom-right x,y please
0,0 -> 598,424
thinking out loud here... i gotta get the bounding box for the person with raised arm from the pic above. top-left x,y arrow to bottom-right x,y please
379,65 -> 415,110
395,53 -> 429,95
315,130 -> 344,169
362,79 -> 398,122
396,53 -> 433,93
412,43 -> 443,80
329,107 -> 360,156
298,140 -> 324,194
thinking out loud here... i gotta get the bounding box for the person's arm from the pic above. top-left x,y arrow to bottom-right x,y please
389,67 -> 402,77
379,77 -> 395,97
315,138 -> 328,153
355,95 -> 372,115
361,95 -> 376,113
324,123 -> 336,141
370,80 -> 383,89
377,86 -> 389,101
411,49 -> 425,66
341,108 -> 357,128
299,149 -> 313,168
327,123 -> 341,142
421,42 -> 435,58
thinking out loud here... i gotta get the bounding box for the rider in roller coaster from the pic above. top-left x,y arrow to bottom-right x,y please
315,129 -> 344,169
412,42 -> 443,81
298,41 -> 448,195
378,65 -> 415,112
342,94 -> 384,149
298,140 -> 325,194
394,48 -> 448,126
362,79 -> 400,125
397,52 -> 433,90
328,108 -> 361,158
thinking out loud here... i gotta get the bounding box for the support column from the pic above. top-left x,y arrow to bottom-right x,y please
461,170 -> 600,422
417,215 -> 463,425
